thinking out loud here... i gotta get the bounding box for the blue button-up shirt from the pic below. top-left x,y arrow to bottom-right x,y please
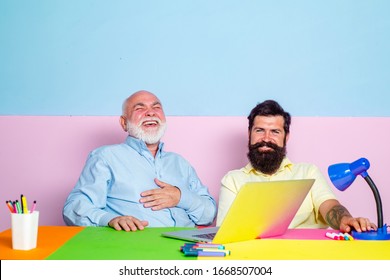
63,136 -> 217,227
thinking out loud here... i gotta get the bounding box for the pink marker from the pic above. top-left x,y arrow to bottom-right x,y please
30,200 -> 37,213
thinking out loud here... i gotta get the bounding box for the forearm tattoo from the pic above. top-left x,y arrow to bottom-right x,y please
325,205 -> 352,229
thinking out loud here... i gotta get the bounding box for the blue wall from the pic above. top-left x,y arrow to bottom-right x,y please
1,1 -> 389,116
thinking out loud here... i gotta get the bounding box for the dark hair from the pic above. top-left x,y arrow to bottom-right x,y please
247,100 -> 291,134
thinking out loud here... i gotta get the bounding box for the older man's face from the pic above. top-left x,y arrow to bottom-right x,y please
123,92 -> 167,144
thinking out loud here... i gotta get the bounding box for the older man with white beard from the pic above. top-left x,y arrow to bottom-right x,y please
63,90 -> 216,231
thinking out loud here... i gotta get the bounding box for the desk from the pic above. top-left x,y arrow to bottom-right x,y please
1,226 -> 390,260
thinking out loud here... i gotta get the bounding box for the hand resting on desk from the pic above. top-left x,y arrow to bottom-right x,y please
339,216 -> 377,233
108,216 -> 149,232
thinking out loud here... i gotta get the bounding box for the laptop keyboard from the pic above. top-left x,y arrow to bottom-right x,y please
193,232 -> 216,239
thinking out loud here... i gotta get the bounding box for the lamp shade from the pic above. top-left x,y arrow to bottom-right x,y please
328,158 -> 370,191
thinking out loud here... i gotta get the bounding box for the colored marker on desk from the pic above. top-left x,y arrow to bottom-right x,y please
181,243 -> 225,250
325,232 -> 339,240
184,250 -> 227,257
183,242 -> 225,247
184,248 -> 231,255
325,232 -> 354,241
344,233 -> 354,240
195,243 -> 225,249
195,242 -> 223,246
181,242 -> 229,257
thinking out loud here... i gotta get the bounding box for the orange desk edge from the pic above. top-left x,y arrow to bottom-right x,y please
0,226 -> 84,260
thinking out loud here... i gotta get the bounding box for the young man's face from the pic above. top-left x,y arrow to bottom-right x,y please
247,115 -> 289,174
249,115 -> 288,148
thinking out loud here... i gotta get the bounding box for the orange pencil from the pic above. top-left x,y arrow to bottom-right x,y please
6,201 -> 14,213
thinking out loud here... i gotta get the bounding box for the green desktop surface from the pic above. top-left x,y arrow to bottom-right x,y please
46,226 -> 193,260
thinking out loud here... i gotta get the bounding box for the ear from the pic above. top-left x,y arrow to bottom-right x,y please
119,116 -> 127,132
285,133 -> 290,143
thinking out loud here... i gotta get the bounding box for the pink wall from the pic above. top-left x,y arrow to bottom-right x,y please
0,116 -> 389,231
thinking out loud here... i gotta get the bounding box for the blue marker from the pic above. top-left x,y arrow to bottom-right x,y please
184,250 -> 226,257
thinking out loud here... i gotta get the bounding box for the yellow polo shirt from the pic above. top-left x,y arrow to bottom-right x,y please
217,158 -> 337,228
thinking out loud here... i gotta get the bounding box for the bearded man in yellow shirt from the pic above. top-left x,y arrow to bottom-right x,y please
217,100 -> 376,233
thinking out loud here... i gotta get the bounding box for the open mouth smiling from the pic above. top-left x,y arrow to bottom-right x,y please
142,120 -> 159,127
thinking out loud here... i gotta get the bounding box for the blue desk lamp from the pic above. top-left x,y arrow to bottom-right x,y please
328,157 -> 390,240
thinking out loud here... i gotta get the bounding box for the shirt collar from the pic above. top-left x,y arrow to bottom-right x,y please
243,157 -> 293,176
125,136 -> 165,157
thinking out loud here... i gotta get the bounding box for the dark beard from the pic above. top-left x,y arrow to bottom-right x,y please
247,141 -> 286,175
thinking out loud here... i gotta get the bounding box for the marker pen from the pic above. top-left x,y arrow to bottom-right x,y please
15,200 -> 22,214
325,232 -> 339,240
184,250 -> 226,257
195,243 -> 225,249
6,201 -> 14,213
21,195 -> 29,214
344,233 -> 354,240
184,247 -> 231,255
30,201 -> 37,213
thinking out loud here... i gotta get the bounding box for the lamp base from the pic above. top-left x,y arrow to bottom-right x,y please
351,224 -> 390,240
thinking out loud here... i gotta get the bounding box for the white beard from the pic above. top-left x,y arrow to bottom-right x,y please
126,118 -> 166,144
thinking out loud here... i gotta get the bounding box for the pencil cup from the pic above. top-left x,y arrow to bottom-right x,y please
11,211 -> 39,250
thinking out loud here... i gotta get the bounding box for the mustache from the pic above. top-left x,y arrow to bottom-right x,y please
249,141 -> 280,151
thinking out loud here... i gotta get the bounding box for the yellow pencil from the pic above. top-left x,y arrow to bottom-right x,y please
21,195 -> 29,214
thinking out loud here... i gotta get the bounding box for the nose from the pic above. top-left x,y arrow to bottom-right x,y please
262,131 -> 271,142
145,107 -> 156,117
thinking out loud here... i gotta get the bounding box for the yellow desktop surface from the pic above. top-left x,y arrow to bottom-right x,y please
217,238 -> 390,260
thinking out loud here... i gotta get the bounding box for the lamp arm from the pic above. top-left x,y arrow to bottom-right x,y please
364,175 -> 384,228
